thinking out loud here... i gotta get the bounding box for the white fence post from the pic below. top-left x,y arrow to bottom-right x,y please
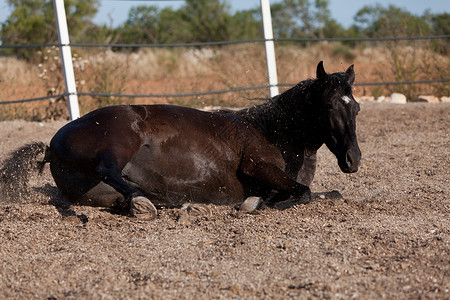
53,0 -> 80,120
260,0 -> 279,97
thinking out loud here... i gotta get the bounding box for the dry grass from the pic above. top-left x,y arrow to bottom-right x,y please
0,42 -> 449,120
0,57 -> 39,85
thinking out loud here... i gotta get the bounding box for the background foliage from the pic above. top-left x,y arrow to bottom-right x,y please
1,0 -> 448,56
0,0 -> 448,121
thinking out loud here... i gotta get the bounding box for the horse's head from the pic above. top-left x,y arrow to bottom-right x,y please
314,61 -> 361,173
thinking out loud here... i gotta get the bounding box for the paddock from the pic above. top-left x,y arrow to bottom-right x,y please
0,102 -> 448,298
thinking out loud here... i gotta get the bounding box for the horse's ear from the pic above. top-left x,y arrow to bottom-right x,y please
346,64 -> 355,85
316,61 -> 326,79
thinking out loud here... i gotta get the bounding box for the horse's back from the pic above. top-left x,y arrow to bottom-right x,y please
50,105 -> 144,167
122,105 -> 249,205
49,104 -> 285,206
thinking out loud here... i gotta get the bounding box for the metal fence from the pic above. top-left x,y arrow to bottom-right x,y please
2,37 -> 449,100
1,0 -> 449,119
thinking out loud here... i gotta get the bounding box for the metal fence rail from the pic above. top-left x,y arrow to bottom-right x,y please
1,35 -> 449,49
2,78 -> 450,105
1,35 -> 449,105
0,0 -> 449,109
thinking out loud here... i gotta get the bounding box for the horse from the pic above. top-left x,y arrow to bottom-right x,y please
2,61 -> 360,219
228,61 -> 361,189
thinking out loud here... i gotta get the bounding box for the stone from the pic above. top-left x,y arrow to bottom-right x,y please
417,95 -> 440,103
440,96 -> 450,103
390,93 -> 407,104
356,96 -> 374,102
376,96 -> 387,103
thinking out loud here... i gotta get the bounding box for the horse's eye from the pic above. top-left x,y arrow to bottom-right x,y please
326,104 -> 334,110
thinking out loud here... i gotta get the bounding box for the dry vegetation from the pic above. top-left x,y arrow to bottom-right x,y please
0,42 -> 449,120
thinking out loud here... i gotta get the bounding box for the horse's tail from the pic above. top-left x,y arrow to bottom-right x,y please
37,144 -> 52,174
0,142 -> 50,202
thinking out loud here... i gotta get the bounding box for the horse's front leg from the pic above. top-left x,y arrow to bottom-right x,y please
296,149 -> 317,187
282,146 -> 304,180
283,147 -> 317,187
94,151 -> 157,220
240,154 -> 311,205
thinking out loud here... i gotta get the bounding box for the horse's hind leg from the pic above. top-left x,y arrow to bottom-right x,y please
50,160 -> 100,203
95,160 -> 138,200
94,158 -> 157,219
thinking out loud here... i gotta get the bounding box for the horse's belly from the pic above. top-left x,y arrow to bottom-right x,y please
122,143 -> 244,206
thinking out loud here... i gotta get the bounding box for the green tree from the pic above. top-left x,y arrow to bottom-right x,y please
430,12 -> 450,36
1,0 -> 99,58
179,0 -> 232,42
157,8 -> 188,43
118,6 -> 188,45
427,12 -> 450,54
354,4 -> 431,37
120,6 -> 162,44
271,0 -> 334,38
117,0 -> 233,45
229,8 -> 261,40
271,2 -> 296,38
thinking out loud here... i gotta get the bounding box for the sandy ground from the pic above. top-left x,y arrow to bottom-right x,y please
0,103 -> 449,299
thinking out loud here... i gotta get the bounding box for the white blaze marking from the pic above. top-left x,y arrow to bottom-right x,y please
341,95 -> 351,104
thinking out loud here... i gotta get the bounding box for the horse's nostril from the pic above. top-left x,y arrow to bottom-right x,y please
346,152 -> 353,167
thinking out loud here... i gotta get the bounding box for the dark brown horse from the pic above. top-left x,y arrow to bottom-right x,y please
44,103 -> 313,218
2,61 -> 360,219
231,61 -> 361,188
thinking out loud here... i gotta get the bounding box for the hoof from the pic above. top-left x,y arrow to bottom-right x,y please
239,196 -> 262,212
299,188 -> 312,204
181,203 -> 212,217
130,196 -> 157,220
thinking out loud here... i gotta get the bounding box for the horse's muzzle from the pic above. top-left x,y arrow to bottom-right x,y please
339,149 -> 361,173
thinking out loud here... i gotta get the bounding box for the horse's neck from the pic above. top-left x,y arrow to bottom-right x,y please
239,101 -> 280,131
239,86 -> 310,147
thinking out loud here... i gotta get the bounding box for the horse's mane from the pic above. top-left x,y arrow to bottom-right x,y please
235,70 -> 351,144
278,71 -> 352,107
234,77 -> 316,138
244,77 -> 317,119
274,78 -> 316,104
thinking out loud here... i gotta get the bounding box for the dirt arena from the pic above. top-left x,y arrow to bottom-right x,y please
0,103 -> 448,299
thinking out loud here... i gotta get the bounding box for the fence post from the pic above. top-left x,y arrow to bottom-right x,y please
260,0 -> 279,97
53,0 -> 80,120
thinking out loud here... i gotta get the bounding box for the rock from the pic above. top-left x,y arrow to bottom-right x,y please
376,96 -> 387,103
356,96 -> 374,102
390,93 -> 407,104
417,95 -> 440,103
440,96 -> 450,103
